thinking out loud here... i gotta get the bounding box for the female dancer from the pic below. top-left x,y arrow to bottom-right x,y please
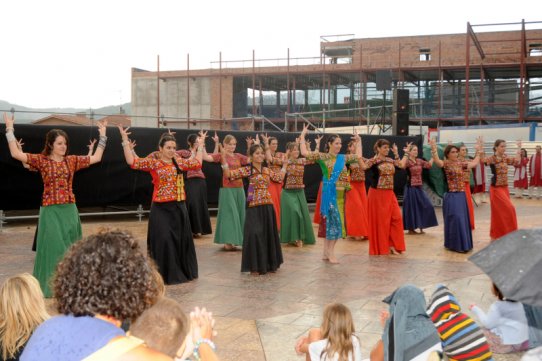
365,140 -> 405,255
402,143 -> 438,234
513,148 -> 529,198
119,127 -> 203,284
276,139 -> 316,247
473,157 -> 488,203
174,133 -> 213,237
221,142 -> 286,275
300,125 -> 362,264
430,138 -> 482,252
459,144 -> 475,229
345,139 -> 369,240
311,135 -> 324,224
210,134 -> 250,250
483,139 -> 520,240
3,113 -> 107,297
267,136 -> 283,229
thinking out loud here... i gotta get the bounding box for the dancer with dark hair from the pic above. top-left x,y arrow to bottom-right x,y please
401,143 -> 438,234
119,126 -> 203,284
210,134 -> 250,250
514,148 -> 529,199
221,142 -> 286,275
459,144 -> 475,230
300,125 -> 363,264
277,140 -> 316,247
364,139 -> 405,255
482,139 -> 521,240
529,145 -> 542,199
266,136 -> 284,230
345,139 -> 369,240
430,138 -> 482,252
3,113 -> 108,297
174,132 -> 213,237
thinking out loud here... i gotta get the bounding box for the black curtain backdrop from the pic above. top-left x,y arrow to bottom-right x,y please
0,124 -> 422,211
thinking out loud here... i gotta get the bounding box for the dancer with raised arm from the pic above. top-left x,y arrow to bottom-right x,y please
365,140 -> 405,255
266,136 -> 284,229
276,139 -> 316,247
401,143 -> 438,234
514,148 -> 529,198
119,126 -> 203,284
482,139 -> 521,240
3,113 -> 107,297
529,145 -> 542,199
459,144 -> 475,229
430,138 -> 482,252
299,125 -> 363,264
221,140 -> 286,275
345,139 -> 369,240
210,134 -> 250,251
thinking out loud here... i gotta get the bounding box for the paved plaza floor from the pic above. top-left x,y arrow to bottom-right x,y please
1,197 -> 540,360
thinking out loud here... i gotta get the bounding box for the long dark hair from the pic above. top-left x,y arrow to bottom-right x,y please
41,129 -> 69,156
159,134 -> 182,174
187,134 -> 198,149
324,134 -> 341,153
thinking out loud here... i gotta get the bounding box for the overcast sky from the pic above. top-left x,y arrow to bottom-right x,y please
0,0 -> 538,109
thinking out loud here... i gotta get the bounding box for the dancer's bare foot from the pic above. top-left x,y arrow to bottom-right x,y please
419,229 -> 426,234
328,256 -> 339,264
250,271 -> 260,276
295,240 -> 303,248
407,230 -> 418,235
224,244 -> 236,251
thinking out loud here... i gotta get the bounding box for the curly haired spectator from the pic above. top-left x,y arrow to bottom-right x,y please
0,273 -> 49,361
20,229 -> 169,361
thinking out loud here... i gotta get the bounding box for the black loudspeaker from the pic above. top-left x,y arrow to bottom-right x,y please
393,89 -> 410,113
375,70 -> 392,91
392,112 -> 409,136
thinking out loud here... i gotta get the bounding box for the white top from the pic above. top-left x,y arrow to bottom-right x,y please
309,335 -> 362,361
471,301 -> 529,345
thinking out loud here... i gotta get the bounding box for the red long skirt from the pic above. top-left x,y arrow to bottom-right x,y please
313,182 -> 322,224
367,188 -> 405,255
268,181 -> 282,230
489,186 -> 518,240
345,181 -> 369,237
464,182 -> 475,230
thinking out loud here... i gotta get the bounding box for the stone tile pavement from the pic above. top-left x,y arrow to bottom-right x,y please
1,198 -> 540,360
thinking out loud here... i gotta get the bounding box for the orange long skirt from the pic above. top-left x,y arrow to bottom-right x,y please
489,185 -> 518,240
367,188 -> 405,255
268,181 -> 282,230
313,182 -> 322,224
464,181 -> 475,230
345,181 -> 369,237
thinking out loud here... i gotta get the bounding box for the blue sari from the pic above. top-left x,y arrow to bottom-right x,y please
319,154 -> 346,240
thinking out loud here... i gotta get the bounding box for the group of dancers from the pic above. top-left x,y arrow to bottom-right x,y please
2,112 -> 532,296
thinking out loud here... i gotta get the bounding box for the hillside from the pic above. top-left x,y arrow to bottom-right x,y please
0,100 -> 131,123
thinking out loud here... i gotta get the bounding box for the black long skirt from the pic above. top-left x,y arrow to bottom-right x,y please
185,177 -> 212,235
241,204 -> 283,274
148,201 -> 198,284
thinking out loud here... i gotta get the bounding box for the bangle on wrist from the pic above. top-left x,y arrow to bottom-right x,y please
193,338 -> 216,361
6,131 -> 16,142
122,140 -> 130,148
5,127 -> 14,133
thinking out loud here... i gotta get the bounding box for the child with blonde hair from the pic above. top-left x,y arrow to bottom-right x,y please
295,303 -> 362,361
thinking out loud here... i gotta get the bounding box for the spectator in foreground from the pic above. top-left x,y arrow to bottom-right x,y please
427,284 -> 493,361
295,303 -> 362,361
20,229 -> 168,361
470,283 -> 529,353
370,284 -> 442,361
130,298 -> 219,361
0,273 -> 49,361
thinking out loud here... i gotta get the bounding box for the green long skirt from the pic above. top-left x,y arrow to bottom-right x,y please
213,187 -> 246,246
34,203 -> 83,297
280,189 -> 316,244
337,188 -> 346,238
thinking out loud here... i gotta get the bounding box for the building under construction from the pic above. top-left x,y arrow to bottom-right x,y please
131,20 -> 542,133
